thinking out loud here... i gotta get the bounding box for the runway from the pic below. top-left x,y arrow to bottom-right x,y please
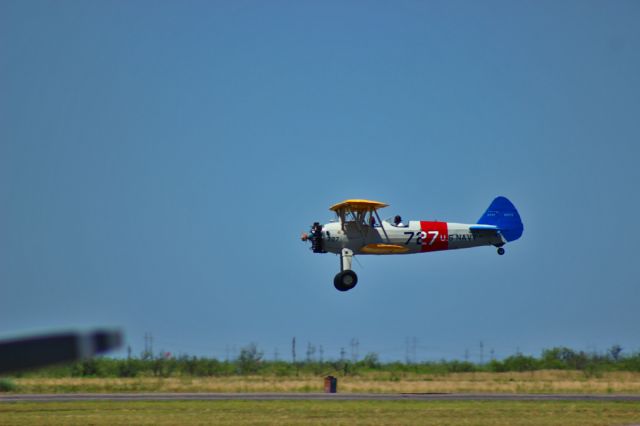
2,393 -> 640,402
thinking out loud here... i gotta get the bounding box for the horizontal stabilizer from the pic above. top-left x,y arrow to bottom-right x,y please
470,224 -> 503,242
469,224 -> 499,231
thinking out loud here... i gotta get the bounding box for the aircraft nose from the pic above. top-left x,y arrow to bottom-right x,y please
301,232 -> 309,241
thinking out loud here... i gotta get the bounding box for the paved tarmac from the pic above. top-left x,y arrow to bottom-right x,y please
2,393 -> 640,402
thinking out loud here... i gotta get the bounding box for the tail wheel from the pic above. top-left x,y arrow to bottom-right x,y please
334,270 -> 358,292
497,247 -> 505,255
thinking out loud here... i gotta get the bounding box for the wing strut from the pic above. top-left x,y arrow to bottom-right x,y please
373,209 -> 390,243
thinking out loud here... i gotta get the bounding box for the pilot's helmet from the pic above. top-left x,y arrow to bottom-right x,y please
394,215 -> 402,224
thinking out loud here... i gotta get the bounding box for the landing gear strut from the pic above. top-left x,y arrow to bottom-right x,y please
334,248 -> 358,291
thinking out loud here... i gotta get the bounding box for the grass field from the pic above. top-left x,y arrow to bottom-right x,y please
7,371 -> 640,394
1,400 -> 640,425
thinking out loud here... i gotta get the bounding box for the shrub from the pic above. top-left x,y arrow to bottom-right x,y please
501,354 -> 539,372
446,360 -> 477,373
360,353 -> 381,369
0,378 -> 17,392
237,343 -> 263,374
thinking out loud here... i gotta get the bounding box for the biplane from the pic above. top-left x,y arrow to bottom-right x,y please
301,196 -> 523,291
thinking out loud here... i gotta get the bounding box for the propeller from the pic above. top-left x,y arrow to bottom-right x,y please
304,222 -> 325,253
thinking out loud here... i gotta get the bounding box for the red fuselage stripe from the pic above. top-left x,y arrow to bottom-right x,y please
419,221 -> 449,252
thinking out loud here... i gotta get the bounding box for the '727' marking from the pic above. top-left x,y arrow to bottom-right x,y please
404,231 -> 439,246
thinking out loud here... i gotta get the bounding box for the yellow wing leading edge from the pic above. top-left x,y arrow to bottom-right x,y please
329,199 -> 388,212
360,244 -> 409,254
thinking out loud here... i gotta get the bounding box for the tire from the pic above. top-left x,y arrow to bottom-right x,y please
334,270 -> 358,292
497,247 -> 505,255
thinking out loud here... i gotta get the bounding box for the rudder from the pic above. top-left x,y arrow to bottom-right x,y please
477,196 -> 523,242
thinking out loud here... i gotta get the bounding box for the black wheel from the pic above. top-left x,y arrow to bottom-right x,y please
334,270 -> 358,292
497,247 -> 505,255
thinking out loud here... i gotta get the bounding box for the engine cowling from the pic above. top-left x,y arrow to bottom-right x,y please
308,222 -> 325,253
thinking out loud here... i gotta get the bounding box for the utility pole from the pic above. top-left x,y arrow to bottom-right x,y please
143,332 -> 154,359
405,337 -> 410,364
404,337 -> 418,364
412,337 -> 417,363
480,341 -> 484,365
306,343 -> 316,362
355,339 -> 359,362
350,338 -> 359,363
291,337 -> 296,363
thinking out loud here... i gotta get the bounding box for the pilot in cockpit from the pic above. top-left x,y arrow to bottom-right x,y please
393,215 -> 405,227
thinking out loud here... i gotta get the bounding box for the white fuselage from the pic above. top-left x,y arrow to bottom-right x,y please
321,220 -> 504,255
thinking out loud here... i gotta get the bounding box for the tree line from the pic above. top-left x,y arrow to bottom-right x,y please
8,344 -> 640,378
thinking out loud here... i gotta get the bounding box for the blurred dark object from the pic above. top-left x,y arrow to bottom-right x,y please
0,329 -> 122,374
324,375 -> 337,393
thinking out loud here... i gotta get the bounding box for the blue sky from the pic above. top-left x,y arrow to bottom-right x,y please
1,0 -> 639,362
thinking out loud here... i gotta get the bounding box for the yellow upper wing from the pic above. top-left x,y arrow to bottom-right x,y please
329,199 -> 388,212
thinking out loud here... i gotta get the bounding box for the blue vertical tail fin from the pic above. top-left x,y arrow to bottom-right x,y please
477,196 -> 523,242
